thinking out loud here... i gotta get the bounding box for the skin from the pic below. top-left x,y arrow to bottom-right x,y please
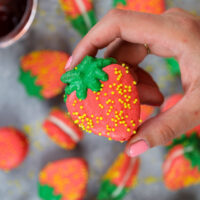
67,8 -> 200,156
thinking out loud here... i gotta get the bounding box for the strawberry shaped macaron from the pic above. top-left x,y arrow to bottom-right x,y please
0,127 -> 28,170
38,158 -> 88,200
43,108 -> 83,150
113,0 -> 165,14
19,50 -> 69,99
61,56 -> 140,142
163,133 -> 200,190
97,152 -> 140,200
59,0 -> 96,36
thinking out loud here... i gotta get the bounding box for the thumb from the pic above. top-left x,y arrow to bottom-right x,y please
126,92 -> 200,157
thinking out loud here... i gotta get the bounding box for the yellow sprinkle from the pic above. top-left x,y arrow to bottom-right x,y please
91,115 -> 94,118
127,128 -> 131,132
108,138 -> 112,141
133,81 -> 137,85
80,105 -> 83,109
133,130 -> 137,134
75,67 -> 78,70
96,97 -> 99,100
100,117 -> 103,120
111,91 -> 115,95
99,133 -> 102,136
122,63 -> 125,67
104,93 -> 108,96
139,119 -> 143,123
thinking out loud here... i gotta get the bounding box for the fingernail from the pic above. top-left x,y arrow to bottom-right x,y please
65,56 -> 72,71
129,140 -> 149,157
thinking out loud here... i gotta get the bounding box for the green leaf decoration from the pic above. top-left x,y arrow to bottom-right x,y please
38,183 -> 62,200
97,180 -> 128,200
165,57 -> 180,76
61,56 -> 117,101
19,68 -> 43,99
113,0 -> 127,7
167,133 -> 200,170
70,10 -> 97,36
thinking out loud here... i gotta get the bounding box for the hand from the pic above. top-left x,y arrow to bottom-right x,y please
67,8 -> 200,157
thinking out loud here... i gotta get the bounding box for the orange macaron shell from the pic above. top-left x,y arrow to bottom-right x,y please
163,145 -> 200,190
161,93 -> 183,112
67,64 -> 140,142
39,158 -> 88,200
104,153 -> 140,187
140,104 -> 155,122
0,127 -> 28,170
43,109 -> 83,150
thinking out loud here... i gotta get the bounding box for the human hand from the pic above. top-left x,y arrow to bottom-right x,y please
66,8 -> 200,157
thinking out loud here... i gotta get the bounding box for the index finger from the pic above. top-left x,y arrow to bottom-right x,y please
70,9 -> 182,68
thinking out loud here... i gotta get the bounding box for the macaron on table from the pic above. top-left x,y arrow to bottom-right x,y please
0,0 -> 200,200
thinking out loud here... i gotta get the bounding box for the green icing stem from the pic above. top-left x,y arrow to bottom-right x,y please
97,180 -> 128,200
70,10 -> 96,36
38,183 -> 62,200
165,57 -> 180,76
167,133 -> 200,170
113,0 -> 127,7
61,56 -> 117,101
19,68 -> 43,99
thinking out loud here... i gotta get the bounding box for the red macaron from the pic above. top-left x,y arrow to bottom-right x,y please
43,109 -> 84,150
0,127 -> 28,170
38,158 -> 88,200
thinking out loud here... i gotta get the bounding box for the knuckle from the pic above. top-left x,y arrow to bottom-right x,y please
165,7 -> 185,14
157,123 -> 176,145
180,17 -> 199,32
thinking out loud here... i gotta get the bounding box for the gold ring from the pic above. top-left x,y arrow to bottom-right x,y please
144,44 -> 151,55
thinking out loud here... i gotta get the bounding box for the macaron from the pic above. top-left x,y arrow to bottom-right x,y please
43,109 -> 84,150
59,0 -> 96,36
163,133 -> 200,190
19,50 -> 69,99
161,93 -> 183,112
61,56 -> 140,142
140,104 -> 155,122
38,158 -> 88,200
97,152 -> 140,200
0,127 -> 28,170
113,0 -> 165,14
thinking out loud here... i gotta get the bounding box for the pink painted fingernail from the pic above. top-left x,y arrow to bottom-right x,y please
129,140 -> 149,157
65,56 -> 72,71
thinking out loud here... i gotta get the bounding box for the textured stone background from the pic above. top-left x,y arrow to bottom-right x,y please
0,0 -> 200,200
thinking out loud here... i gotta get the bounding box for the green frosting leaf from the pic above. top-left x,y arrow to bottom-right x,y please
19,68 -> 43,99
97,180 -> 128,200
113,0 -> 127,7
165,57 -> 180,76
61,56 -> 117,101
70,10 -> 96,36
38,183 -> 62,200
167,133 -> 200,170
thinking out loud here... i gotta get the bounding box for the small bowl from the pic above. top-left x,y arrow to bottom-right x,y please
0,0 -> 38,48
